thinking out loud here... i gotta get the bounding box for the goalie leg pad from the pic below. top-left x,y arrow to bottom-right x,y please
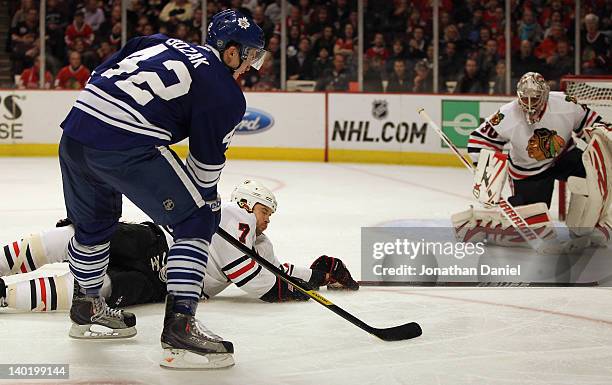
452,203 -> 556,247
473,149 -> 509,207
566,131 -> 612,236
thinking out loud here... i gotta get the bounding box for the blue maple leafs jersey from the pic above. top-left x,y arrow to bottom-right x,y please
61,34 -> 245,196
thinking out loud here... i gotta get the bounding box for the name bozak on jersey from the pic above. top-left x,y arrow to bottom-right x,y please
468,92 -> 601,179
60,34 -> 246,197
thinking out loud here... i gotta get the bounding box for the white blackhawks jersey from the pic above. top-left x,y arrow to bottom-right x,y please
468,91 -> 602,179
198,202 -> 311,299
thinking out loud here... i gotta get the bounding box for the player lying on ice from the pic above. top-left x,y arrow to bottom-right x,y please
0,179 -> 359,311
452,71 -> 612,249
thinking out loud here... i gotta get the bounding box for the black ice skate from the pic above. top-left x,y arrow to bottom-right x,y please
0,278 -> 7,307
160,294 -> 234,369
69,281 -> 136,339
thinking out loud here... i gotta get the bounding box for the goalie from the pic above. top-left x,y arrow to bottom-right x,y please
453,71 -> 611,247
0,180 -> 358,314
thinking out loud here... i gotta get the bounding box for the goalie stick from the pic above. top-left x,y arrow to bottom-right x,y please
358,281 -> 599,287
216,228 -> 423,342
417,108 -> 560,254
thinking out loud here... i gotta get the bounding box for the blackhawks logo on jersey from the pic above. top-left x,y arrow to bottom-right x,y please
490,111 -> 504,126
565,95 -> 578,104
526,128 -> 566,161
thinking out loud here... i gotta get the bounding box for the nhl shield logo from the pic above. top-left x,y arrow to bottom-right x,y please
163,199 -> 175,211
372,100 -> 388,120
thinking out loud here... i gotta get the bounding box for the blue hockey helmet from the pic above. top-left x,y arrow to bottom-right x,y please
206,9 -> 267,70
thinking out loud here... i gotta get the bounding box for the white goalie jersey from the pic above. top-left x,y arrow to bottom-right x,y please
468,91 -> 602,180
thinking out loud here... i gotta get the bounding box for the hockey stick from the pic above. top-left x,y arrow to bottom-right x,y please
216,227 -> 422,342
417,107 -> 553,253
358,280 -> 599,287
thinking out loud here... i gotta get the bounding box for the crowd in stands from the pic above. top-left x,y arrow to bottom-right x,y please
6,0 -> 611,93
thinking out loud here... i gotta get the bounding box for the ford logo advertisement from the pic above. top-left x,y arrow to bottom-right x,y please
235,108 -> 274,134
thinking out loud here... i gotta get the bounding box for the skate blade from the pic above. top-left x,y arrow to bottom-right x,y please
69,323 -> 137,339
160,349 -> 234,370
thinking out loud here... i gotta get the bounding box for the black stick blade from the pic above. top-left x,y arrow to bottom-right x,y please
371,322 -> 422,341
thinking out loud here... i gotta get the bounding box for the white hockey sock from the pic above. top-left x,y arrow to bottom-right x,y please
6,272 -> 73,312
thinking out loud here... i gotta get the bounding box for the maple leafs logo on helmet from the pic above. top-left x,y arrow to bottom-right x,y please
237,17 -> 250,30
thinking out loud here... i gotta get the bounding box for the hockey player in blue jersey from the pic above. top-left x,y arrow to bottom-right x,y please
57,9 -> 265,369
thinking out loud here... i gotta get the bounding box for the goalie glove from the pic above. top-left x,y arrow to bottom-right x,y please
310,256 -> 359,291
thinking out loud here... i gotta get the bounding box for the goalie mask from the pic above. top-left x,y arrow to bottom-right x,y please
517,72 -> 550,124
231,180 -> 277,213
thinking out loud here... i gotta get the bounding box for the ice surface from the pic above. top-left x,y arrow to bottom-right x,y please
1,158 -> 611,385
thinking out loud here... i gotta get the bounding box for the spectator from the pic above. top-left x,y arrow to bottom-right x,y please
366,32 -> 390,62
512,40 -> 544,82
463,7 -> 485,44
442,24 -> 467,57
363,56 -> 384,92
312,25 -> 336,57
159,0 -> 193,24
581,13 -> 610,74
253,6 -> 275,40
55,51 -> 90,89
108,23 -> 122,49
287,25 -> 302,58
491,61 -> 507,95
316,54 -> 350,91
478,39 -> 499,80
308,7 -> 333,39
312,47 -> 332,80
99,5 -> 122,39
287,6 -> 304,33
10,7 -> 38,75
288,37 -> 315,80
386,39 -> 408,74
173,23 -> 189,40
407,26 -> 427,60
96,41 -> 116,64
72,37 -> 98,70
412,59 -> 432,93
296,0 -> 314,25
11,0 -> 35,28
406,8 -> 427,37
265,0 -> 282,25
546,40 -> 574,86
439,41 -> 463,85
65,10 -> 94,49
488,6 -> 505,36
83,0 -> 106,32
331,0 -> 352,30
386,59 -> 411,93
388,0 -> 410,32
454,58 -> 487,94
334,23 -> 356,58
535,23 -> 564,59
46,0 -> 68,60
17,57 -> 52,89
517,8 -> 543,43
